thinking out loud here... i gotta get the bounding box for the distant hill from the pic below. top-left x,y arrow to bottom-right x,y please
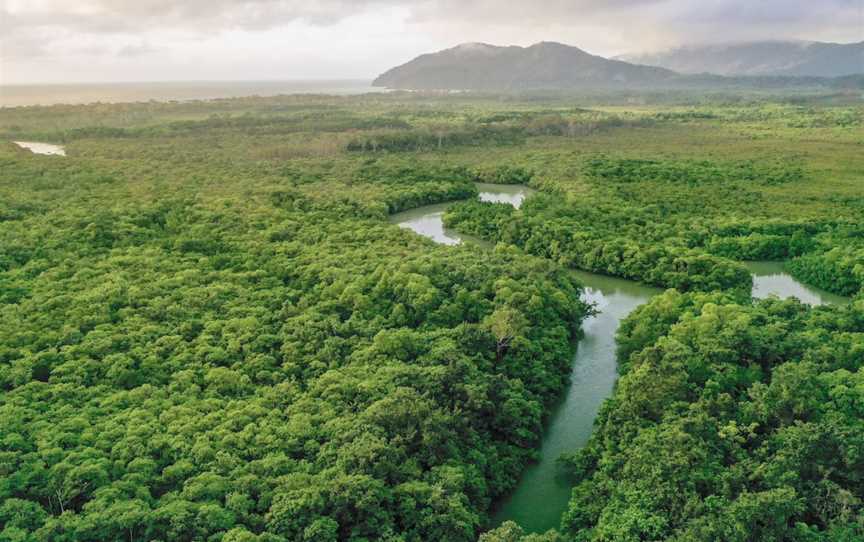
372,42 -> 677,90
619,41 -> 864,77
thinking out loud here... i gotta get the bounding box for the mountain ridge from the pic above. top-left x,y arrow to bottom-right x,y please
618,40 -> 864,77
373,40 -> 864,91
372,41 -> 677,90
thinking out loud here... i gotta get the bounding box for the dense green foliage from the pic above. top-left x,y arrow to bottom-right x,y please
583,156 -> 803,186
1,91 -> 863,541
439,104 -> 864,299
472,166 -> 534,185
561,291 -> 864,541
0,96 -> 603,541
787,245 -> 864,298
447,93 -> 864,542
1,219 -> 587,541
444,198 -> 754,294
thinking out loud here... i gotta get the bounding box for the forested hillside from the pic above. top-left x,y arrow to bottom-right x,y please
1,91 -> 863,541
372,42 -> 676,90
372,41 -> 864,91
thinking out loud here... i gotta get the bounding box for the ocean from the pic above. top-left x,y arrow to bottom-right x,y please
0,80 -> 379,107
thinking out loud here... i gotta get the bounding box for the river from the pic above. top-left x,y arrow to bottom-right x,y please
388,183 -> 536,247
390,186 -> 850,534
745,261 -> 849,306
490,270 -> 660,532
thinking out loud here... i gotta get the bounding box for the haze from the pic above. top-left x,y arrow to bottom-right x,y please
1,0 -> 862,84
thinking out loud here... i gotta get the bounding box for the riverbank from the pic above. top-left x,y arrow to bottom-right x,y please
391,185 -> 852,534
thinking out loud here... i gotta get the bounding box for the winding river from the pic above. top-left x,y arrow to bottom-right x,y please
388,184 -> 536,247
491,270 -> 660,533
390,185 -> 850,534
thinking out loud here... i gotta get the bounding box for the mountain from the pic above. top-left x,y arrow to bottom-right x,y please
372,42 -> 677,90
619,41 -> 864,78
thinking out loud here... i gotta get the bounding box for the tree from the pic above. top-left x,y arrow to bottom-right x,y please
485,307 -> 528,362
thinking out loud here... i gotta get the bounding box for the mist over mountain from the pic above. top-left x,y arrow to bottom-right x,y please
372,42 -> 677,90
619,41 -> 864,77
373,41 -> 864,91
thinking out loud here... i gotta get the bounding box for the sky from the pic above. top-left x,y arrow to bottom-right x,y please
1,0 -> 863,84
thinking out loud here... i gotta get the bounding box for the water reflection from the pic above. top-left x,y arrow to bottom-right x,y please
476,183 -> 536,208
388,202 -> 472,246
490,270 -> 660,533
745,261 -> 849,306
390,183 -> 534,247
390,191 -> 852,535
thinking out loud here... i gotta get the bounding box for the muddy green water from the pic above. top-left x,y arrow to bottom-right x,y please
388,184 -> 535,246
491,270 -> 661,532
745,261 -> 850,306
391,189 -> 849,534
389,202 -> 488,247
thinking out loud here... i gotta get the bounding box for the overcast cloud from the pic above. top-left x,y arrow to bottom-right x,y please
1,0 -> 862,83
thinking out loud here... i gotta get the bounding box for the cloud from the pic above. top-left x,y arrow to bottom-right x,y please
0,31 -> 51,60
408,0 -> 668,24
117,42 -> 157,57
0,0 -> 418,66
677,0 -> 860,25
1,0 -> 861,82
8,0 -> 856,42
2,0 -> 397,35
404,0 -> 863,52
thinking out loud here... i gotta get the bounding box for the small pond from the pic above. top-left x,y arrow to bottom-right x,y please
13,141 -> 66,156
